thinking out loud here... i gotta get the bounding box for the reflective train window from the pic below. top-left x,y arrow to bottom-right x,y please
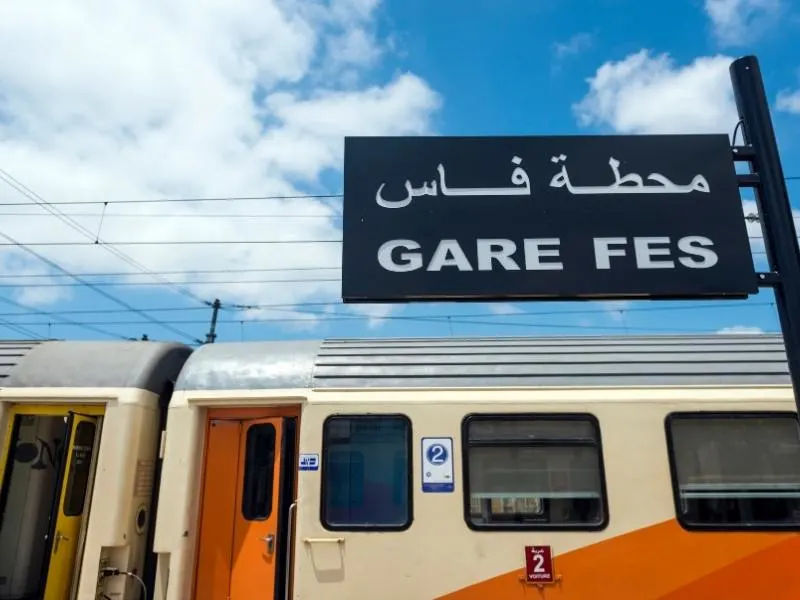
241,423 -> 276,521
666,412 -> 800,530
462,414 -> 608,530
321,414 -> 412,531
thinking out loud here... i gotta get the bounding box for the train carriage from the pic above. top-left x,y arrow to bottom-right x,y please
0,339 -> 193,600
153,333 -> 800,600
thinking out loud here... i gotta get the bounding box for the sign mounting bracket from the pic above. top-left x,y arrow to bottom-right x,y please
730,54 -> 800,418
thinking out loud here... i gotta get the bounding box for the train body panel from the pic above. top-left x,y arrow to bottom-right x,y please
152,334 -> 800,600
0,340 -> 192,600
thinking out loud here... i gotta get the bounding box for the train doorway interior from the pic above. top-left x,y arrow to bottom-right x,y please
0,405 -> 103,600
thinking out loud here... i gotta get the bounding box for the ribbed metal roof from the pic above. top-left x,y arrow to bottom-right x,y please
2,340 -> 193,393
0,340 -> 48,383
175,333 -> 791,391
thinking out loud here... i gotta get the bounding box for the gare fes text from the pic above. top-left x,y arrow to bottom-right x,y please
376,236 -> 719,274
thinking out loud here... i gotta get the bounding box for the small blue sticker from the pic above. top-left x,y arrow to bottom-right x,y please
299,453 -> 319,471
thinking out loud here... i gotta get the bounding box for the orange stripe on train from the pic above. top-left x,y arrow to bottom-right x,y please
436,519 -> 800,599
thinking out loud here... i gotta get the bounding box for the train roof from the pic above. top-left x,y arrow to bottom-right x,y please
0,340 -> 193,393
174,333 -> 791,391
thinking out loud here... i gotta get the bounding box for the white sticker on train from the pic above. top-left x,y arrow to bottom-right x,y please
421,437 -> 454,492
299,453 -> 319,471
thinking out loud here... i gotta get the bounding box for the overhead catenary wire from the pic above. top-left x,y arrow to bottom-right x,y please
0,232 -> 779,248
0,228 -> 204,344
0,239 -> 343,246
0,294 -> 134,340
0,316 -> 46,339
0,193 -> 344,207
0,212 -> 342,219
0,277 -> 342,288
0,172 -> 795,207
0,300 -> 775,323
5,314 -> 778,336
0,169 -> 211,307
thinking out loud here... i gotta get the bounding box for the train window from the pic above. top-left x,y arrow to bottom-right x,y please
666,412 -> 800,530
321,414 -> 412,531
462,414 -> 608,530
241,423 -> 276,521
64,420 -> 97,517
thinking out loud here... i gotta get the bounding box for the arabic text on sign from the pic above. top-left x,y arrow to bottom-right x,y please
375,155 -> 710,208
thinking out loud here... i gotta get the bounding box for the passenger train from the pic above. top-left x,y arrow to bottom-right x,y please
1,333 -> 799,600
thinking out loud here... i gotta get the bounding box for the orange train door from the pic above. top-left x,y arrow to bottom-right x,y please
194,416 -> 298,600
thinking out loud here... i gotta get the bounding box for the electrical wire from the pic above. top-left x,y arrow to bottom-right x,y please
0,193 -> 343,206
5,300 -> 775,327
0,211 -> 340,219
0,316 -> 45,339
0,314 -> 776,335
0,169 -> 210,307
0,173 -> 794,208
126,571 -> 148,600
0,266 -> 340,279
0,239 -> 342,246
0,294 -> 133,340
0,277 -> 341,288
0,228 -> 203,344
99,568 -> 147,600
0,234 -> 779,248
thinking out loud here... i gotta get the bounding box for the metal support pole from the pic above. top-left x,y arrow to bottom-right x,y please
205,298 -> 221,344
730,55 -> 800,415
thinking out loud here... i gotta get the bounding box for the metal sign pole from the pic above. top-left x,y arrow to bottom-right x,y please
730,55 -> 800,416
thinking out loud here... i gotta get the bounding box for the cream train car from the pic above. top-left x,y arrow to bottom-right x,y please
0,339 -> 192,600
153,334 -> 800,600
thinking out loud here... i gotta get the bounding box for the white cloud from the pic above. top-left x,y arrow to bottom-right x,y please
777,89 -> 800,114
574,50 -> 737,135
717,325 -> 765,334
0,1 -> 441,331
704,0 -> 781,46
553,33 -> 594,60
488,303 -> 523,315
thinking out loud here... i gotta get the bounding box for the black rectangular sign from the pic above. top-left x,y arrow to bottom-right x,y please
341,134 -> 757,303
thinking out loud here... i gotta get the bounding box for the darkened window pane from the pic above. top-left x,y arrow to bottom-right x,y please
668,414 -> 800,528
64,420 -> 97,517
322,416 -> 410,529
464,416 -> 606,529
241,424 -> 276,521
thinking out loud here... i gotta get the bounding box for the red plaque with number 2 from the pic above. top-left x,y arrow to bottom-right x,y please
524,545 -> 555,583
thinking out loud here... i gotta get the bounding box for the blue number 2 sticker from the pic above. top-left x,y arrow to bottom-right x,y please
426,443 -> 448,465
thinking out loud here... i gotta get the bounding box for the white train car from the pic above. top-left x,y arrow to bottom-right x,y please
152,334 -> 800,600
0,339 -> 192,600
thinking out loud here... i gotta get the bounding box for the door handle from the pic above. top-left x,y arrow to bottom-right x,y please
53,531 -> 70,554
259,534 -> 275,555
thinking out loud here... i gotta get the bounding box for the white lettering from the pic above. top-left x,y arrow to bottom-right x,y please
634,236 -> 675,269
594,237 -> 627,269
678,235 -> 719,269
524,238 -> 563,270
377,235 -> 720,274
477,239 -> 519,271
427,239 -> 473,271
378,239 -> 422,272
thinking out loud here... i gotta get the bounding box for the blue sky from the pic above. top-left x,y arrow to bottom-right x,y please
0,0 -> 798,345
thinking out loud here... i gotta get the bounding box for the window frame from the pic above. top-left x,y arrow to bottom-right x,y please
460,412 -> 610,532
320,413 -> 414,532
240,422 -> 276,522
664,410 -> 800,532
